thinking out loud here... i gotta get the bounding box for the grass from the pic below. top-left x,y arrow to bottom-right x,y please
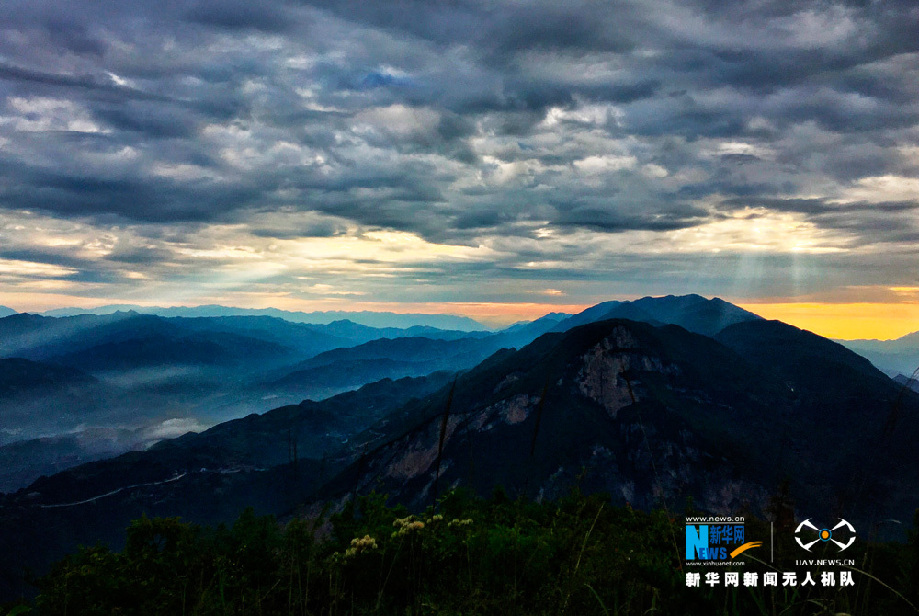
7,489 -> 918,616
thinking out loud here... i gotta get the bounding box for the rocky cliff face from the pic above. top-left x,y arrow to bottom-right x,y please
328,321 -> 774,517
575,325 -> 683,417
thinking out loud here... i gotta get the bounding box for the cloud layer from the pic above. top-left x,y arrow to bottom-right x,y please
1,0 -> 918,311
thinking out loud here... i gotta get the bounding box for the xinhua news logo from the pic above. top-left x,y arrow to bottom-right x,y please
685,516 -> 761,563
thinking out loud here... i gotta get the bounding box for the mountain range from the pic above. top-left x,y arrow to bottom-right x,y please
37,304 -> 488,331
839,332 -> 919,376
0,295 -> 758,491
0,312 -> 488,492
1,294 -> 916,601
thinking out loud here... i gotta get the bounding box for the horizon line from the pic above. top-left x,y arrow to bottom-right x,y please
3,294 -> 919,341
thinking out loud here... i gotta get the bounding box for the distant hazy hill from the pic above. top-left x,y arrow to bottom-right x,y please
295,336 -> 495,370
1,313 -> 324,369
0,358 -> 96,396
0,434 -> 127,494
0,358 -> 109,479
893,374 -> 919,393
265,315 -> 585,397
0,312 -> 482,489
0,306 -> 15,318
840,331 -> 919,376
40,304 -> 488,331
0,357 -> 102,427
502,312 -> 570,333
268,335 -> 512,395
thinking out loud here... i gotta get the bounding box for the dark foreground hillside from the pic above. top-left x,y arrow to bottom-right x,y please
5,491 -> 919,616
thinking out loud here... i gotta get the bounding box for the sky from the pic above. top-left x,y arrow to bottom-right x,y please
0,0 -> 918,338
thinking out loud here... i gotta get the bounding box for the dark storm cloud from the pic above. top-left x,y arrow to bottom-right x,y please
249,220 -> 345,239
42,19 -> 109,57
0,157 -> 268,222
0,63 -> 109,91
0,62 -> 191,107
555,210 -> 705,233
300,0 -> 638,52
184,0 -> 295,32
91,104 -> 201,139
0,0 -> 918,303
0,248 -> 89,272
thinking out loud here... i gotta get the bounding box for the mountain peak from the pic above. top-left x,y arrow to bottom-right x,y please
554,294 -> 760,337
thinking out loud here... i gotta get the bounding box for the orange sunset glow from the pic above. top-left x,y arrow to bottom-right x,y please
736,302 -> 919,341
